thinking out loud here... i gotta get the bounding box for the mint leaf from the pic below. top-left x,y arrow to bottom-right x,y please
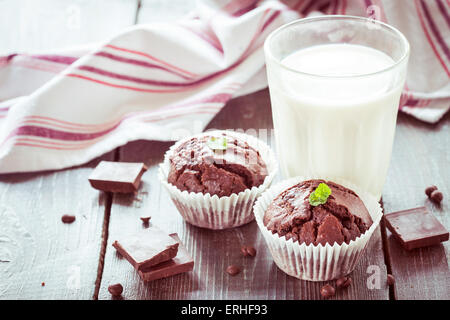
309,183 -> 332,206
206,136 -> 227,151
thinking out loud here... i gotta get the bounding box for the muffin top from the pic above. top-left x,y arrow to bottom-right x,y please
264,179 -> 373,246
167,133 -> 268,197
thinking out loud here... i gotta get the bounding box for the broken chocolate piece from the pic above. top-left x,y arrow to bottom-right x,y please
88,161 -> 147,193
384,206 -> 449,250
112,226 -> 179,271
138,233 -> 194,282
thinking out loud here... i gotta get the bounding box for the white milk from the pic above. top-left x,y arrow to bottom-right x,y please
268,44 -> 404,199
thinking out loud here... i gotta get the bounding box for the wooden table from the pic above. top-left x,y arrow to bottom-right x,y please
1,0 -> 449,300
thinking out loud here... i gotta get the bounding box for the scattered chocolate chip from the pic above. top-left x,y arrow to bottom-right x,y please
61,215 -> 76,224
425,185 -> 438,197
108,283 -> 123,296
41,282 -> 45,287
226,265 -> 240,276
246,246 -> 257,257
387,274 -> 395,286
320,284 -> 335,299
240,246 -> 257,257
430,190 -> 443,204
336,276 -> 352,289
140,216 -> 151,224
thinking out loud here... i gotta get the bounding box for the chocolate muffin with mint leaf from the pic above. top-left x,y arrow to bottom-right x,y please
263,180 -> 373,246
167,132 -> 268,197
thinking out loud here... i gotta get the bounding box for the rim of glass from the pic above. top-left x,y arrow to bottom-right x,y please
264,15 -> 410,79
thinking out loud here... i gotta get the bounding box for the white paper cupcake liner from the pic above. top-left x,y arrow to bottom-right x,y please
253,176 -> 382,281
159,130 -> 278,230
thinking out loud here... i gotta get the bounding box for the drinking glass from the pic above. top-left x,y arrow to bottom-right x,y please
264,16 -> 409,199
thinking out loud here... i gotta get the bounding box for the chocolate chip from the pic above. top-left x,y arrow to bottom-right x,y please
61,215 -> 76,224
320,284 -> 335,299
336,276 -> 352,289
430,190 -> 443,204
226,265 -> 240,276
140,216 -> 151,224
425,185 -> 438,197
240,246 -> 257,257
246,246 -> 257,257
108,283 -> 123,296
387,274 -> 395,286
41,282 -> 45,287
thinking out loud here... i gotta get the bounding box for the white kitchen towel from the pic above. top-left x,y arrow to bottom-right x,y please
0,0 -> 449,174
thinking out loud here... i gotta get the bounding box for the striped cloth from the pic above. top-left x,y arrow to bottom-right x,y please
0,0 -> 449,174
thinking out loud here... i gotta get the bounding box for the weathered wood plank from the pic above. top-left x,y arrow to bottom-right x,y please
0,0 -> 139,55
99,89 -> 389,300
0,153 -> 114,299
382,112 -> 450,300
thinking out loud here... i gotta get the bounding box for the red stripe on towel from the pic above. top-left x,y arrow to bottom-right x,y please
415,0 -> 450,77
105,44 -> 198,78
94,51 -> 193,79
66,73 -> 190,93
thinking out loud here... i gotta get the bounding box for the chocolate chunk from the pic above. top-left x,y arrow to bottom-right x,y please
138,233 -> 194,282
108,283 -> 123,296
320,284 -> 335,299
430,190 -> 443,204
316,215 -> 345,246
61,214 -> 76,224
89,161 -> 147,193
384,206 -> 449,250
387,274 -> 395,286
425,185 -> 438,197
226,265 -> 240,276
112,226 -> 179,271
336,276 -> 352,289
140,216 -> 151,224
299,221 -> 316,245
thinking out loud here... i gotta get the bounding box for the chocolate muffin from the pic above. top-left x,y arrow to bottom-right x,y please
264,179 -> 373,246
167,133 -> 268,197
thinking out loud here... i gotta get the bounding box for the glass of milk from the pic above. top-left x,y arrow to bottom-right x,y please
264,16 -> 409,200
